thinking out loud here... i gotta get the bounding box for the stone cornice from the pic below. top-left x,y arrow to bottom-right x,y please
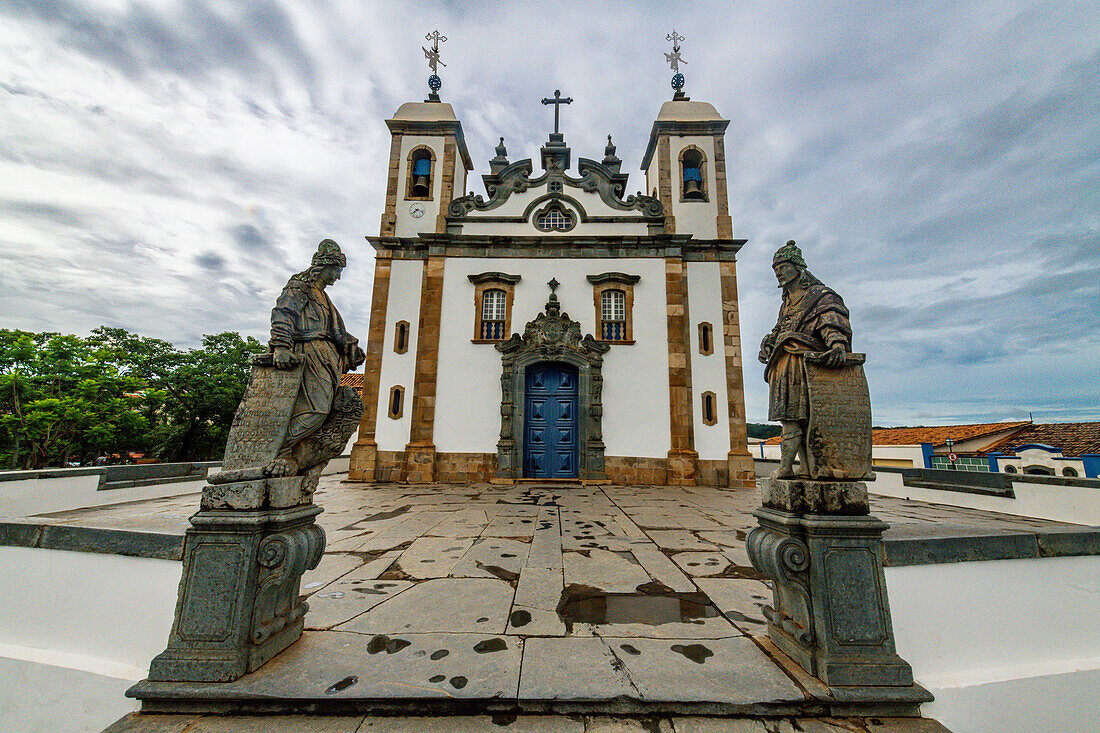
641,119 -> 730,171
384,118 -> 474,170
366,234 -> 746,261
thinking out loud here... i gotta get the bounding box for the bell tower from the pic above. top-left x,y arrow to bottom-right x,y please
381,101 -> 473,237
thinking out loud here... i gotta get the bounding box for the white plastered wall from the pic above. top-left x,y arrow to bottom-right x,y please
433,257 -> 671,458
686,261 -> 729,460
393,134 -> 447,238
374,257 -> 423,451
669,135 -> 719,239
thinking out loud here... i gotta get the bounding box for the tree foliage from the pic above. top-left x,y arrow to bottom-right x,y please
0,328 -> 264,469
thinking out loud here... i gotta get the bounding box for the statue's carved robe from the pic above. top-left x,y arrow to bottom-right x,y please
762,282 -> 851,422
269,278 -> 364,454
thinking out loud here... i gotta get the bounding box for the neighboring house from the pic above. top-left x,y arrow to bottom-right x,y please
345,90 -> 756,487
761,420 -> 1100,478
980,422 -> 1100,478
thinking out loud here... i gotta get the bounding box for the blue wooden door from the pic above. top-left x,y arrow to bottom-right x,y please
524,363 -> 579,479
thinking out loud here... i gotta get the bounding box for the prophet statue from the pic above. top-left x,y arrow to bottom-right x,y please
759,240 -> 868,480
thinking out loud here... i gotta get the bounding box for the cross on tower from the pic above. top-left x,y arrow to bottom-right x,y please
422,30 -> 447,75
664,30 -> 687,74
541,89 -> 573,135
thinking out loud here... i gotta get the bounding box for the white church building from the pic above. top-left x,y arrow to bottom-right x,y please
348,88 -> 755,488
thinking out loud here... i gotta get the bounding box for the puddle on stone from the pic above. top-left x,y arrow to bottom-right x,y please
449,675 -> 468,689
557,587 -> 721,630
671,643 -> 714,664
362,505 -> 412,522
619,643 -> 641,655
429,674 -> 445,683
367,634 -> 412,655
473,638 -> 508,654
430,649 -> 449,660
325,675 -> 358,694
509,609 -> 532,627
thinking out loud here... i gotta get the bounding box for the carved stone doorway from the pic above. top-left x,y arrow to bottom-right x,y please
524,362 -> 579,479
495,291 -> 609,481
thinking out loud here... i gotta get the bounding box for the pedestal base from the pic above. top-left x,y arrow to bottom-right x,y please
747,500 -> 916,688
147,503 -> 325,683
761,475 -> 869,515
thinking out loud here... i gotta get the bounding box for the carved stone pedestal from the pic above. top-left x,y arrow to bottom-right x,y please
748,479 -> 914,688
147,501 -> 325,683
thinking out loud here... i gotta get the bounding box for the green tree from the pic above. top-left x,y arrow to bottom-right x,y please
0,330 -> 151,468
0,327 -> 264,468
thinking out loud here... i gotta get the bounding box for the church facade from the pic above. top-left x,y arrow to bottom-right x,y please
347,91 -> 755,488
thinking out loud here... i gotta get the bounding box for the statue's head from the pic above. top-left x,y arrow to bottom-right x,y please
772,240 -> 806,289
295,239 -> 346,287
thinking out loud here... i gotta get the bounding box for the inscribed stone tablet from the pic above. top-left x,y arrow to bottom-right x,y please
220,355 -> 304,472
804,356 -> 872,480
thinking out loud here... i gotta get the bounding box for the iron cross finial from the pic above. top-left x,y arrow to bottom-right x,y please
664,30 -> 687,74
422,30 -> 447,75
548,278 -> 560,294
540,89 -> 573,135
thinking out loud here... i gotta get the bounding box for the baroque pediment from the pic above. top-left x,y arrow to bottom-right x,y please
449,158 -> 662,219
497,294 -> 609,359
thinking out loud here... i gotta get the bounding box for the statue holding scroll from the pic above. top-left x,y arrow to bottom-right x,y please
758,240 -> 871,482
206,238 -> 364,504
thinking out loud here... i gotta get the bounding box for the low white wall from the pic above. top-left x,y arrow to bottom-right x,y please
0,546 -> 180,732
0,476 -> 205,517
887,555 -> 1100,733
869,470 -> 1100,526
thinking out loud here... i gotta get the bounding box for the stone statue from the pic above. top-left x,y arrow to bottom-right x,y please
758,240 -> 870,482
206,238 -> 365,505
266,239 -> 366,478
746,242 -> 920,693
145,239 -> 364,685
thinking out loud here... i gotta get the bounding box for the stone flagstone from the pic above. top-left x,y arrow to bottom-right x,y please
335,577 -> 514,634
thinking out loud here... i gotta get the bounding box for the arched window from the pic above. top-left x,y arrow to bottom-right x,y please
481,289 -> 507,339
698,322 -> 714,355
535,205 -> 573,231
393,320 -> 410,354
407,147 -> 434,199
600,290 -> 626,341
1063,467 -> 1078,477
387,385 -> 405,419
701,391 -> 718,426
680,147 -> 707,201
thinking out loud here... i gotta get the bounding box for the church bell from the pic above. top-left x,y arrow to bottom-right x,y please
411,174 -> 431,197
683,178 -> 704,199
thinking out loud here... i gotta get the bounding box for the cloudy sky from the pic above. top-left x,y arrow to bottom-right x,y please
1,1 -> 1097,425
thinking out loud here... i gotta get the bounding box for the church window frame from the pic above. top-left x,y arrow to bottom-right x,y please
405,145 -> 436,201
701,391 -> 718,426
587,272 -> 640,345
393,320 -> 410,354
387,385 -> 405,419
698,322 -> 714,356
469,271 -> 521,343
679,145 -> 709,202
1063,466 -> 1078,477
532,201 -> 577,232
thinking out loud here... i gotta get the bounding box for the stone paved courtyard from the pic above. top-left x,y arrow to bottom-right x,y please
28,474 -> 1085,730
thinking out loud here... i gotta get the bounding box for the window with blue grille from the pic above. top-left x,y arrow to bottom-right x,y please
481,289 -> 507,340
600,289 -> 627,341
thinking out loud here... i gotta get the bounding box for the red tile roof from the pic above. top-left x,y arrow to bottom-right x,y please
339,373 -> 365,392
981,422 -> 1100,458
